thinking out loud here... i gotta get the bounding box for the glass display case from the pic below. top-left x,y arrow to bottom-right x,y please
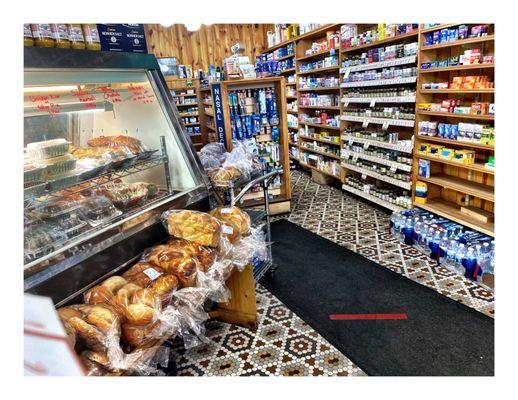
24,48 -> 210,304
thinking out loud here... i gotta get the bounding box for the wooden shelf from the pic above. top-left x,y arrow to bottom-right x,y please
341,135 -> 413,154
179,112 -> 199,117
280,68 -> 296,74
415,153 -> 494,175
341,30 -> 419,53
299,160 -> 341,179
414,135 -> 494,151
299,134 -> 341,146
297,66 -> 340,75
287,110 -> 298,115
286,82 -> 297,86
420,24 -> 461,34
288,141 -> 298,146
289,155 -> 299,161
299,121 -> 340,130
415,198 -> 494,236
417,110 -> 494,121
417,174 -> 494,202
278,54 -> 295,61
286,95 -> 298,99
343,150 -> 412,172
297,49 -> 333,61
171,93 -> 197,98
175,102 -> 198,107
341,162 -> 412,190
299,105 -> 340,111
342,96 -> 416,104
298,86 -> 340,92
420,63 -> 494,73
420,89 -> 494,94
206,124 -> 216,131
287,125 -> 299,130
184,122 -> 200,126
340,76 -> 417,88
341,115 -> 415,128
342,184 -> 405,212
265,38 -> 296,52
421,35 -> 495,51
341,55 -> 417,73
299,146 -> 341,160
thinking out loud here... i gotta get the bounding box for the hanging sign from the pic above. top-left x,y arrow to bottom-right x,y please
97,24 -> 148,53
212,83 -> 228,148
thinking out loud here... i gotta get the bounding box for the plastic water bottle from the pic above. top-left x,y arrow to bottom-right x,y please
454,243 -> 467,275
429,230 -> 442,261
438,232 -> 450,263
443,240 -> 458,270
413,217 -> 426,245
403,217 -> 415,245
463,246 -> 479,281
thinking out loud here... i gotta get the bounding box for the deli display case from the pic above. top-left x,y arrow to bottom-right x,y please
24,48 -> 210,305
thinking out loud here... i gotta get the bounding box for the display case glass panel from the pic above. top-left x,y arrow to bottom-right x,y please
24,68 -> 204,271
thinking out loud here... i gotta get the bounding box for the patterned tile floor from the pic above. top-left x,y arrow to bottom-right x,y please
171,170 -> 494,376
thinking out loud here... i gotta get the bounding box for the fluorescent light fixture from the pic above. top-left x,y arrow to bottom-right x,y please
24,85 -> 80,94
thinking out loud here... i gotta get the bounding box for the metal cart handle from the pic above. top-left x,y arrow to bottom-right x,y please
231,169 -> 283,206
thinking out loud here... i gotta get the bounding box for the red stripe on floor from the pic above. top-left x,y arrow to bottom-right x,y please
329,313 -> 408,320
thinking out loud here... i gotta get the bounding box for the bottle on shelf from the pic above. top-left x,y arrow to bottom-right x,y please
68,24 -> 86,50
82,24 -> 101,51
51,24 -> 71,49
31,24 -> 55,48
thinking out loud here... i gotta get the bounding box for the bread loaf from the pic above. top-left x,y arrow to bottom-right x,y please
101,276 -> 128,293
125,303 -> 157,326
84,285 -> 113,305
165,210 -> 221,247
210,206 -> 251,236
166,238 -> 216,272
122,262 -> 165,288
121,322 -> 159,348
67,317 -> 106,353
150,274 -> 179,298
145,244 -> 198,287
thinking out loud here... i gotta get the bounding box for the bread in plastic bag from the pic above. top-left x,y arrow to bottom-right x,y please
199,142 -> 227,169
210,205 -> 251,236
144,244 -> 199,287
163,209 -> 221,247
165,238 -> 217,272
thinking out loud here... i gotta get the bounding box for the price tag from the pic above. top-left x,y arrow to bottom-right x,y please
362,120 -> 369,128
390,165 -> 397,173
343,99 -> 350,107
343,68 -> 351,79
222,225 -> 234,235
143,268 -> 162,281
352,154 -> 359,162
361,173 -> 367,180
348,139 -> 354,146
369,99 -> 376,107
382,121 -> 389,130
363,142 -> 370,150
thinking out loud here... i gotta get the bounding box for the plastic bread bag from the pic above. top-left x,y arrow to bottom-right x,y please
228,225 -> 268,272
222,140 -> 256,178
161,209 -> 222,248
199,142 -> 227,169
210,205 -> 251,237
195,261 -> 231,303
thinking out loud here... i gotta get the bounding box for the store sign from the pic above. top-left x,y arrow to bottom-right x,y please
212,83 -> 227,148
97,24 -> 148,53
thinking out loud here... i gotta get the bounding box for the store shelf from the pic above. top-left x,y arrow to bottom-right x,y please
341,30 -> 419,53
342,96 -> 416,104
343,149 -> 412,172
298,86 -> 340,92
286,81 -> 297,86
417,174 -> 494,202
299,146 -> 341,160
184,122 -> 200,126
341,162 -> 412,190
419,89 -> 494,94
297,66 -> 340,75
420,63 -> 494,73
288,125 -> 299,130
299,134 -> 341,146
277,54 -> 295,61
175,102 -> 198,107
299,105 -> 340,111
206,124 -> 216,131
297,49 -> 333,61
287,110 -> 298,115
341,135 -> 413,154
179,112 -> 199,117
286,95 -> 298,99
415,198 -> 494,236
288,141 -> 298,146
340,115 -> 415,127
205,109 -> 214,117
280,68 -> 296,74
340,55 -> 417,73
415,153 -> 494,175
340,76 -> 417,88
421,35 -> 494,51
171,93 -> 197,98
299,121 -> 340,130
417,110 -> 494,121
342,184 -> 405,212
414,134 -> 494,151
299,160 -> 340,179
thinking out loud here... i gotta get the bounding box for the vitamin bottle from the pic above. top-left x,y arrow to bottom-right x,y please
82,24 -> 101,51
24,24 -> 34,47
67,24 -> 86,50
51,24 -> 71,49
31,24 -> 55,48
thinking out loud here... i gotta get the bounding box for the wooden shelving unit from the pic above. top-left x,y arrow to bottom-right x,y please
198,83 -> 218,145
165,77 -> 203,150
339,24 -> 419,209
413,23 -> 494,236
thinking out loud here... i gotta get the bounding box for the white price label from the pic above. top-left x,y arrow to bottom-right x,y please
348,139 -> 354,146
363,142 -> 370,150
361,173 -> 367,180
222,225 -> 234,235
369,99 -> 376,107
362,120 -> 369,128
382,121 -> 389,130
352,155 -> 359,162
390,165 -> 397,173
343,99 -> 350,107
143,268 -> 162,281
343,68 -> 351,79
220,207 -> 233,214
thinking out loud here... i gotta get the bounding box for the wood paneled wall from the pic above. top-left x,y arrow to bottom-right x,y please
145,24 -> 274,70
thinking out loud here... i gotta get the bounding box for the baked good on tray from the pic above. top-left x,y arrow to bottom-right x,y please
87,135 -> 146,155
165,210 -> 221,247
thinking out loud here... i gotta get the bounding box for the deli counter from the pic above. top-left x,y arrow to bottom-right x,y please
23,48 -> 211,306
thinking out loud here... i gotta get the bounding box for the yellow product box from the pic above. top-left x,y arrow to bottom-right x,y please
428,145 -> 443,157
452,76 -> 465,84
461,82 -> 475,89
417,103 -> 432,111
453,149 -> 476,164
417,144 -> 431,154
439,148 -> 455,159
449,83 -> 461,90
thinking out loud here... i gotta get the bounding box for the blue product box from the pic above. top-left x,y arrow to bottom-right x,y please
418,159 -> 431,178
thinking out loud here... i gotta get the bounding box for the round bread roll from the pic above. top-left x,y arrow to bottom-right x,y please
84,286 -> 113,305
121,322 -> 159,348
101,276 -> 128,293
210,205 -> 251,237
85,306 -> 119,335
150,274 -> 179,297
116,283 -> 143,297
67,317 -> 106,352
131,289 -> 161,310
125,303 -> 156,326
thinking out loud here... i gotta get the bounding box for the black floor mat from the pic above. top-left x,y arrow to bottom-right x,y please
260,219 -> 494,376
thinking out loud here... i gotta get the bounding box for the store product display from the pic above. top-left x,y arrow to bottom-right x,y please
298,56 -> 339,72
390,208 -> 494,281
421,75 -> 493,91
343,66 -> 417,84
299,127 -> 340,144
300,140 -> 340,158
420,48 -> 494,69
300,152 -> 340,177
416,144 -> 478,166
343,128 -> 411,147
343,106 -> 415,120
298,76 -> 340,89
418,99 -> 494,116
422,24 -> 490,47
26,24 -> 99,50
299,93 -> 339,107
342,87 -> 415,99
343,142 -> 413,166
342,157 -> 412,183
417,121 -> 494,145
340,24 -> 418,50
344,175 -> 412,209
299,111 -> 340,127
342,42 -> 418,68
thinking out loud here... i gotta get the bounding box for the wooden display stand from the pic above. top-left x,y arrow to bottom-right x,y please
215,77 -> 292,214
210,264 -> 258,329
412,24 -> 495,237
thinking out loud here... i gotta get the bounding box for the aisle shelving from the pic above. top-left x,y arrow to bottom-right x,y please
342,184 -> 405,212
341,162 -> 412,190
